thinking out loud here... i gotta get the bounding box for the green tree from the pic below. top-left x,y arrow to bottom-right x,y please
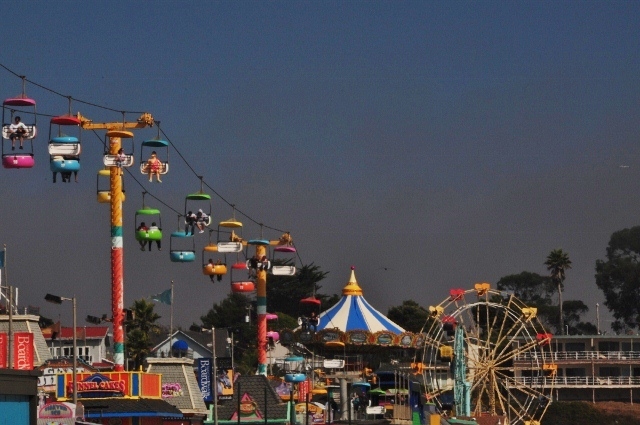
387,300 -> 430,333
267,263 -> 338,317
199,293 -> 257,372
125,298 -> 161,369
497,271 -> 595,334
595,226 -> 640,331
496,272 -> 554,306
544,249 -> 572,335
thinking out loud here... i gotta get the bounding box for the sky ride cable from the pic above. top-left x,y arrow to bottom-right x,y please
0,62 -> 301,249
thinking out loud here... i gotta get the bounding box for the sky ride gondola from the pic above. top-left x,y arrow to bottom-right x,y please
185,178 -> 212,227
135,193 -> 162,247
96,168 -> 126,203
272,245 -> 297,276
202,233 -> 228,280
169,216 -> 195,262
217,206 -> 244,253
230,261 -> 255,293
284,356 -> 306,383
1,82 -> 37,169
103,129 -> 135,167
49,115 -> 82,181
140,126 -> 169,175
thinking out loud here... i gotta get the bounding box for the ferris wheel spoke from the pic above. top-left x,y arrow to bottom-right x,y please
490,369 -> 509,417
493,379 -> 527,422
489,296 -> 516,355
491,318 -> 528,362
493,372 -> 536,417
493,337 -> 540,368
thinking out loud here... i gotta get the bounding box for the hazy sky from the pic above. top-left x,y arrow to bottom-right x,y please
1,1 -> 639,333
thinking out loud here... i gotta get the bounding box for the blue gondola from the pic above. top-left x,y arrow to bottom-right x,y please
170,231 -> 196,262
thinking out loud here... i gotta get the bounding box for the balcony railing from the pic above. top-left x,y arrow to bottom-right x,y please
515,351 -> 640,362
508,376 -> 640,388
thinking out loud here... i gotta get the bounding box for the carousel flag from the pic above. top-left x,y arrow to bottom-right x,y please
150,288 -> 172,305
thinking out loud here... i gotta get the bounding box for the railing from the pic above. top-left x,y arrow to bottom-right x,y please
515,351 -> 640,362
508,376 -> 640,388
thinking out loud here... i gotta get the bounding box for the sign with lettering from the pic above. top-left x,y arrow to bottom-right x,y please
39,402 -> 74,419
216,357 -> 234,400
0,333 -> 6,368
14,332 -> 33,370
162,383 -> 184,398
67,373 -> 126,398
196,358 -> 212,402
56,371 -> 162,400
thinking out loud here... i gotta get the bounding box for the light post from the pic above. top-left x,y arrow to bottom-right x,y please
45,293 -> 77,406
596,303 -> 600,335
206,327 -> 218,425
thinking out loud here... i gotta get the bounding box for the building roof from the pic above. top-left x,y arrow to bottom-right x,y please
316,268 -> 405,334
0,314 -> 52,367
80,398 -> 182,418
216,375 -> 289,421
42,323 -> 109,340
146,357 -> 208,415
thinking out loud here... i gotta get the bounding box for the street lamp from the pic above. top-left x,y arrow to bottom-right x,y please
45,293 -> 77,406
203,327 -> 219,425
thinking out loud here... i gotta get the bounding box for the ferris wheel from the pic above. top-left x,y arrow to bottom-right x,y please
421,283 -> 554,425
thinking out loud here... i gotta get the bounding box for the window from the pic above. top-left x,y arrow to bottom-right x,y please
565,342 -> 585,352
565,368 -> 586,377
599,341 -> 620,351
599,367 -> 621,377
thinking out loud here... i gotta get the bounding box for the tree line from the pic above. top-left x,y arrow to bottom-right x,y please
122,225 -> 640,370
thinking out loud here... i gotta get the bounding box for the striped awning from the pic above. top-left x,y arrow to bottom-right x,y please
316,267 -> 405,334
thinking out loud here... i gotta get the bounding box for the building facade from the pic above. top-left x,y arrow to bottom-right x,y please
513,334 -> 640,403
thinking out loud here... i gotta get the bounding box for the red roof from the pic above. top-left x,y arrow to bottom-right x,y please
42,323 -> 109,340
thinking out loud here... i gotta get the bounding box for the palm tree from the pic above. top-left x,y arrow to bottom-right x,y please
544,249 -> 572,334
125,299 -> 161,369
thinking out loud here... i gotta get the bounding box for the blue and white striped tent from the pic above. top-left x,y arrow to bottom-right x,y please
316,267 -> 405,334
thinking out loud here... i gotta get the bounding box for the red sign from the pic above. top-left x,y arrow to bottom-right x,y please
0,333 -> 6,368
298,379 -> 310,403
13,332 -> 33,370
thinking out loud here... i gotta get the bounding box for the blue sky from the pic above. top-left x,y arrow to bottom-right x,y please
1,1 -> 639,331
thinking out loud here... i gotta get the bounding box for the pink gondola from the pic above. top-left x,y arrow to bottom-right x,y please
2,154 -> 34,169
2,92 -> 37,169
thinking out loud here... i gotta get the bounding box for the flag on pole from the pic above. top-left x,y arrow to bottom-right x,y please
0,250 -> 4,268
150,288 -> 172,305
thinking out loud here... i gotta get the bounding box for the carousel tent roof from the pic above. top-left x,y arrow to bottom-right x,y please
316,267 -> 405,334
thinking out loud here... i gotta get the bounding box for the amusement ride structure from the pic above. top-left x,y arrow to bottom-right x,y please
0,72 -> 299,377
422,284 -> 554,424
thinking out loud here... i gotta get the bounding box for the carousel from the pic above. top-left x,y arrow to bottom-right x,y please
275,267 -> 426,423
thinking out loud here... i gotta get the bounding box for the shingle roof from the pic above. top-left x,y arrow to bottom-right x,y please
146,357 -> 208,415
0,314 -> 52,367
80,398 -> 182,418
217,375 -> 289,421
